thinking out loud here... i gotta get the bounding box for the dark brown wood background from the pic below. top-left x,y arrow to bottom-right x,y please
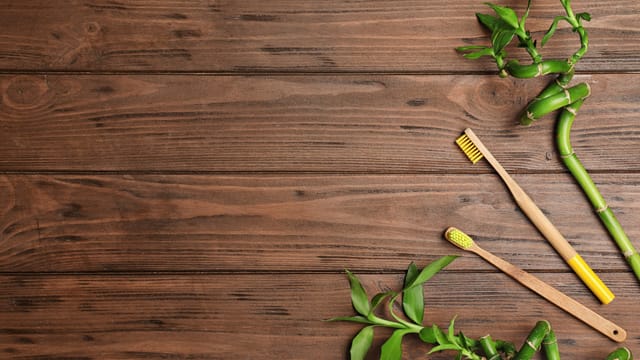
1,1 -> 639,359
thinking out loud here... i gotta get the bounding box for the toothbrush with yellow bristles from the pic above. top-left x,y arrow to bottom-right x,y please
444,227 -> 626,343
455,128 -> 614,305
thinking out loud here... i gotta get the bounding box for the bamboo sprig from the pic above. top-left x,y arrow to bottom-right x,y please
328,257 -> 632,359
457,0 -> 640,282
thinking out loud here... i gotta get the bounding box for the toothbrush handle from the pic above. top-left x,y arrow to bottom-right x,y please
471,244 -> 626,343
462,128 -> 614,304
464,129 -> 615,304
507,180 -> 615,305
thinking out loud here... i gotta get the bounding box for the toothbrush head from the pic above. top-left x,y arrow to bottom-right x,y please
444,227 -> 475,250
455,132 -> 484,164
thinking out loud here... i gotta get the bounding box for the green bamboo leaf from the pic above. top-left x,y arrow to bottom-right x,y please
476,12 -> 498,32
458,331 -> 469,349
325,315 -> 374,325
370,291 -> 393,311
405,255 -> 458,290
491,27 -> 516,53
463,47 -> 494,60
576,12 -> 591,22
350,326 -> 374,360
446,317 -> 463,347
484,2 -> 519,29
519,0 -> 532,28
419,327 -> 436,344
402,262 -> 424,324
456,45 -> 487,52
345,270 -> 371,316
432,324 -> 450,345
428,344 -> 461,354
380,329 -> 412,360
541,16 -> 568,47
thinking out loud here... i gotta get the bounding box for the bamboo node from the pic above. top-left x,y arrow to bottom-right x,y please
525,340 -> 537,350
537,63 -> 543,77
563,88 -> 572,103
565,106 -> 577,116
584,82 -> 592,98
555,78 -> 568,89
624,249 -> 637,259
560,151 -> 575,159
596,204 -> 609,213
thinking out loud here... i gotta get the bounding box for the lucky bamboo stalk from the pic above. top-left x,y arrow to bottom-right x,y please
331,259 -> 633,359
457,0 -> 640,283
607,347 -> 634,360
480,335 -> 501,360
557,103 -> 640,280
543,328 -> 561,360
514,320 -> 550,360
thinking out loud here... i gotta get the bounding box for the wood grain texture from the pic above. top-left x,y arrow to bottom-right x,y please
1,74 -> 640,172
0,1 -> 638,72
0,272 -> 638,359
2,174 -> 638,273
2,0 -> 640,359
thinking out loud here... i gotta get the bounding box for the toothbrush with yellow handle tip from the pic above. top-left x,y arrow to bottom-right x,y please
456,128 -> 614,305
444,227 -> 626,343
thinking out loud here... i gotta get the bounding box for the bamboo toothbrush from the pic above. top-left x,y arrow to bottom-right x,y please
455,128 -> 614,305
444,227 -> 626,343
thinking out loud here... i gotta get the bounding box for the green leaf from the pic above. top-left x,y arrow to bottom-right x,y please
491,26 -> 517,54
405,255 -> 458,290
380,329 -> 412,360
484,2 -> 519,29
576,12 -> 591,22
402,262 -> 424,324
346,270 -> 371,316
456,45 -> 488,52
456,45 -> 495,59
476,12 -> 498,32
370,291 -> 393,311
463,47 -> 494,60
447,316 -> 462,347
419,327 -> 436,344
433,324 -> 450,345
458,331 -> 469,349
541,16 -> 568,47
448,317 -> 456,340
350,326 -> 374,360
428,344 -> 461,354
325,315 -> 374,325
519,0 -> 532,28
368,291 -> 394,320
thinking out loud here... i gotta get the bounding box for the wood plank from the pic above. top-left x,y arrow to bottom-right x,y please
0,1 -> 638,72
1,74 -> 640,172
0,272 -> 637,359
2,174 -> 639,272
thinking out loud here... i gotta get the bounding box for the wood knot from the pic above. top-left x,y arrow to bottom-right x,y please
2,75 -> 52,110
83,21 -> 101,35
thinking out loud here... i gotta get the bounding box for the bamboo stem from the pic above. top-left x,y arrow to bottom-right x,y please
514,321 -> 550,360
542,328 -> 561,360
606,347 -> 633,360
480,335 -> 502,360
556,104 -> 640,282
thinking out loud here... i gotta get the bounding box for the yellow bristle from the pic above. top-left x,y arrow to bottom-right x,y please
455,134 -> 484,164
445,227 -> 475,249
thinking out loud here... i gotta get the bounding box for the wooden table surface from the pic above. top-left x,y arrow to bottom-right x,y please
1,1 -> 640,359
